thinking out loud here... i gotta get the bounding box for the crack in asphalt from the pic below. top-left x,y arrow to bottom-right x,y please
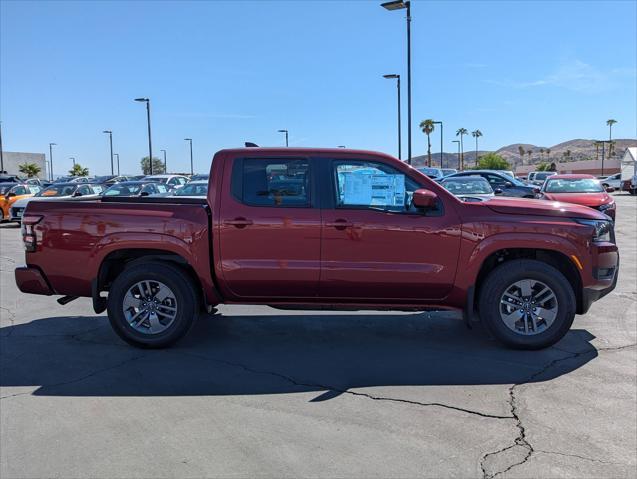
535,449 -> 620,465
0,353 -> 148,400
0,306 -> 17,336
479,342 -> 636,478
178,351 -> 514,420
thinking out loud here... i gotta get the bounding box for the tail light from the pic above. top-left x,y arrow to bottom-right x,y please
21,215 -> 43,252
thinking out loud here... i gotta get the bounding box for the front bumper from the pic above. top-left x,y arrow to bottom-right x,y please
15,266 -> 53,295
10,206 -> 25,222
580,253 -> 619,314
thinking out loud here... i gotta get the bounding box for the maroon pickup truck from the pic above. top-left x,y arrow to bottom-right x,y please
15,148 -> 619,350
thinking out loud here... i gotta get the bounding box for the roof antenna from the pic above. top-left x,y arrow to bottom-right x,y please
245,142 -> 259,148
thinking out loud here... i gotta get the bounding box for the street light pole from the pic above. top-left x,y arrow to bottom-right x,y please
381,0 -> 412,164
0,121 -> 4,173
69,157 -> 76,167
277,129 -> 289,147
134,98 -> 153,175
113,154 -> 120,175
433,121 -> 443,168
452,140 -> 460,170
160,149 -> 167,173
103,130 -> 114,175
383,74 -> 401,160
49,143 -> 56,181
184,138 -> 193,175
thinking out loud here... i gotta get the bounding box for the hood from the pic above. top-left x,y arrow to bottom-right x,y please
485,196 -> 606,220
541,192 -> 612,207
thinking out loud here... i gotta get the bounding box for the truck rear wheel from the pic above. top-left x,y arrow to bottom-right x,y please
107,262 -> 199,348
478,259 -> 575,350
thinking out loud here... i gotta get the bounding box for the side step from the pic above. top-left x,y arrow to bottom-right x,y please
57,295 -> 79,306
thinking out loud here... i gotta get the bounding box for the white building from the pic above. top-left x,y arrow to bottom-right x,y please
0,151 -> 48,179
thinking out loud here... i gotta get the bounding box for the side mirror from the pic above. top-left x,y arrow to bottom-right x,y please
73,191 -> 82,197
412,189 -> 438,209
504,181 -> 513,188
605,186 -> 615,193
532,187 -> 541,195
494,188 -> 503,195
140,191 -> 150,197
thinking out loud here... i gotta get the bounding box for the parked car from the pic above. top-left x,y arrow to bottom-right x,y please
53,176 -> 91,183
173,180 -> 208,197
417,167 -> 444,179
598,173 -> 622,190
440,168 -> 458,177
102,181 -> 170,197
440,176 -> 497,202
15,147 -> 618,351
9,183 -> 104,222
0,174 -> 22,183
93,175 -> 134,186
142,174 -> 189,191
0,183 -> 40,221
538,174 -> 616,220
446,170 -> 540,198
500,170 -> 515,179
529,171 -> 558,187
189,173 -> 210,182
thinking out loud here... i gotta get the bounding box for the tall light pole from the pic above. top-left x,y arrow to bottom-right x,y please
452,140 -> 460,170
0,121 -> 4,173
278,129 -> 289,147
381,0 -> 411,164
134,98 -> 153,174
433,121 -> 443,168
160,149 -> 167,173
69,157 -> 76,167
49,143 -> 56,181
184,138 -> 193,175
114,153 -> 120,175
383,74 -> 401,160
102,130 -> 114,175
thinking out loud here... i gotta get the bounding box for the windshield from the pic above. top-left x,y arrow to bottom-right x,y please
0,184 -> 19,195
144,177 -> 167,183
545,178 -> 604,193
442,178 -> 493,195
441,169 -> 456,176
40,185 -> 77,197
190,174 -> 209,181
104,184 -> 143,196
418,167 -> 441,178
176,183 -> 208,196
535,172 -> 556,181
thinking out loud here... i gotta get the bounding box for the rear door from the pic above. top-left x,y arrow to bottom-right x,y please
217,156 -> 321,299
319,158 -> 461,301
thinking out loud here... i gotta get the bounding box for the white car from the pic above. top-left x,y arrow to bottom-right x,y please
417,167 -> 444,179
142,174 -> 189,191
599,173 -> 621,190
440,176 -> 497,202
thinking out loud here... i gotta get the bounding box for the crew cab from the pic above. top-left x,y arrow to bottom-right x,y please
15,148 -> 619,350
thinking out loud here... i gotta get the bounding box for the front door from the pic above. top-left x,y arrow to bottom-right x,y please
320,159 -> 461,301
218,156 -> 321,299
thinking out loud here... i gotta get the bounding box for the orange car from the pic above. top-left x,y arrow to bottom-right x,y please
0,183 -> 41,221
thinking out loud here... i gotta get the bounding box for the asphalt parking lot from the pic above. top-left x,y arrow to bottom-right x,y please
1,194 -> 635,479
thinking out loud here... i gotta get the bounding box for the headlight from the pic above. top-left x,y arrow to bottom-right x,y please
598,202 -> 615,211
575,219 -> 613,243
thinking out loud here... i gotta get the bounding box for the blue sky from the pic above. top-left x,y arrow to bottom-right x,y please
1,0 -> 636,175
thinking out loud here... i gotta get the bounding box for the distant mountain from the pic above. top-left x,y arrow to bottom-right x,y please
411,138 -> 637,169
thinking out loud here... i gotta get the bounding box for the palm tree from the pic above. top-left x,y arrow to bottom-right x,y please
526,149 -> 532,164
18,163 -> 42,178
539,148 -> 545,162
606,119 -> 617,156
546,148 -> 551,160
419,119 -> 435,167
565,149 -> 572,161
471,130 -> 482,166
69,163 -> 89,176
456,128 -> 468,170
518,145 -> 526,164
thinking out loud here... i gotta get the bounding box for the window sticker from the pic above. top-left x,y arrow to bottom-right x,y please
341,173 -> 405,206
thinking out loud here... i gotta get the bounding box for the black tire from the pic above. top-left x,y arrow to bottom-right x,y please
107,262 -> 199,348
478,259 -> 576,350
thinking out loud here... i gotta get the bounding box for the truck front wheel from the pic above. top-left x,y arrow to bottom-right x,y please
478,259 -> 576,350
107,262 -> 199,348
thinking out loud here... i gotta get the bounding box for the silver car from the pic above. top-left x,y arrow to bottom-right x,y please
440,176 -> 497,202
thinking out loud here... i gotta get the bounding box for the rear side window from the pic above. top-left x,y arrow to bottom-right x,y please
232,158 -> 310,207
